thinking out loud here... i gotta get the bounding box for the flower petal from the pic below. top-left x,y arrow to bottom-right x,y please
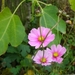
28,27 -> 55,48
51,45 -> 57,52
57,57 -> 63,63
57,45 -> 66,57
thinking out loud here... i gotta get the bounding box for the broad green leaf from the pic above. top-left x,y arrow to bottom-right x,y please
0,7 -> 25,56
40,5 -> 66,34
0,8 -> 10,56
69,0 -> 75,11
8,15 -> 25,46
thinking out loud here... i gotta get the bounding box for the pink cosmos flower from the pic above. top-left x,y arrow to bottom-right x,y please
50,44 -> 66,63
32,49 -> 52,66
28,27 -> 55,49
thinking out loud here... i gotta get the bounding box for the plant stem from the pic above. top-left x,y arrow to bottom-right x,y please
36,0 -> 43,13
73,13 -> 75,30
1,0 -> 5,11
38,1 -> 49,6
12,0 -> 26,15
39,13 -> 61,48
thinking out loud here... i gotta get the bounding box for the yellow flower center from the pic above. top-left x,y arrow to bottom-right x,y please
40,57 -> 46,63
38,36 -> 44,42
53,52 -> 58,57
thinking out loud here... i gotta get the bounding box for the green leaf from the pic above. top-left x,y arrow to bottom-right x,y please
0,7 -> 25,56
40,5 -> 66,34
69,0 -> 75,11
11,66 -> 21,75
20,58 -> 32,67
7,46 -> 17,53
23,33 -> 28,43
3,56 -> 12,67
8,15 -> 25,46
2,54 -> 21,67
18,44 -> 30,57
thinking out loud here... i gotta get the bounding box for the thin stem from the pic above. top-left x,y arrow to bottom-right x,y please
67,57 -> 75,71
12,0 -> 26,16
36,0 -> 61,48
32,3 -> 61,60
1,0 -> 5,11
39,14 -> 61,48
36,0 -> 45,60
73,13 -> 75,30
36,0 -> 43,13
32,13 -> 61,61
31,1 -> 35,18
38,1 -> 48,6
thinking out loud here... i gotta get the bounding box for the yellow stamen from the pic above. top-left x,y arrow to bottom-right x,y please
53,52 -> 58,57
40,57 -> 46,63
38,36 -> 44,42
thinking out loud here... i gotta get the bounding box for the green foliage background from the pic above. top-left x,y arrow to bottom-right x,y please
0,0 -> 75,75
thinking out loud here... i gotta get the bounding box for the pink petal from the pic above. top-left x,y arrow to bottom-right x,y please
33,58 -> 41,64
28,41 -> 38,46
28,40 -> 41,49
41,62 -> 51,66
36,50 -> 43,57
51,45 -> 57,53
32,50 -> 43,64
28,33 -> 37,39
28,35 -> 38,41
46,34 -> 55,41
47,57 -> 52,62
57,57 -> 63,63
38,27 -> 50,36
30,28 -> 39,36
35,42 -> 41,49
57,45 -> 66,57
42,34 -> 55,47
42,28 -> 50,36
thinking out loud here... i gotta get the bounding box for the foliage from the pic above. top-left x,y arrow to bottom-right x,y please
0,0 -> 75,75
69,0 -> 75,11
0,7 -> 25,56
40,5 -> 66,33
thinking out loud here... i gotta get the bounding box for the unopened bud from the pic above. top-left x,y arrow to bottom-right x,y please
66,20 -> 72,25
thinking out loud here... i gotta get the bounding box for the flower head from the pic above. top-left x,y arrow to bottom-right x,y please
28,27 -> 55,49
32,49 -> 52,66
50,44 -> 66,63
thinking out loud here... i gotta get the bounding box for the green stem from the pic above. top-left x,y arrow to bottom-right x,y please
73,13 -> 75,30
39,14 -> 61,48
32,0 -> 35,15
36,0 -> 43,13
1,0 -> 5,11
67,57 -> 75,71
12,0 -> 26,15
38,1 -> 49,6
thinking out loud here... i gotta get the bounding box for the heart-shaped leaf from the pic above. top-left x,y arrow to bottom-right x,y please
40,5 -> 66,34
0,7 -> 25,56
